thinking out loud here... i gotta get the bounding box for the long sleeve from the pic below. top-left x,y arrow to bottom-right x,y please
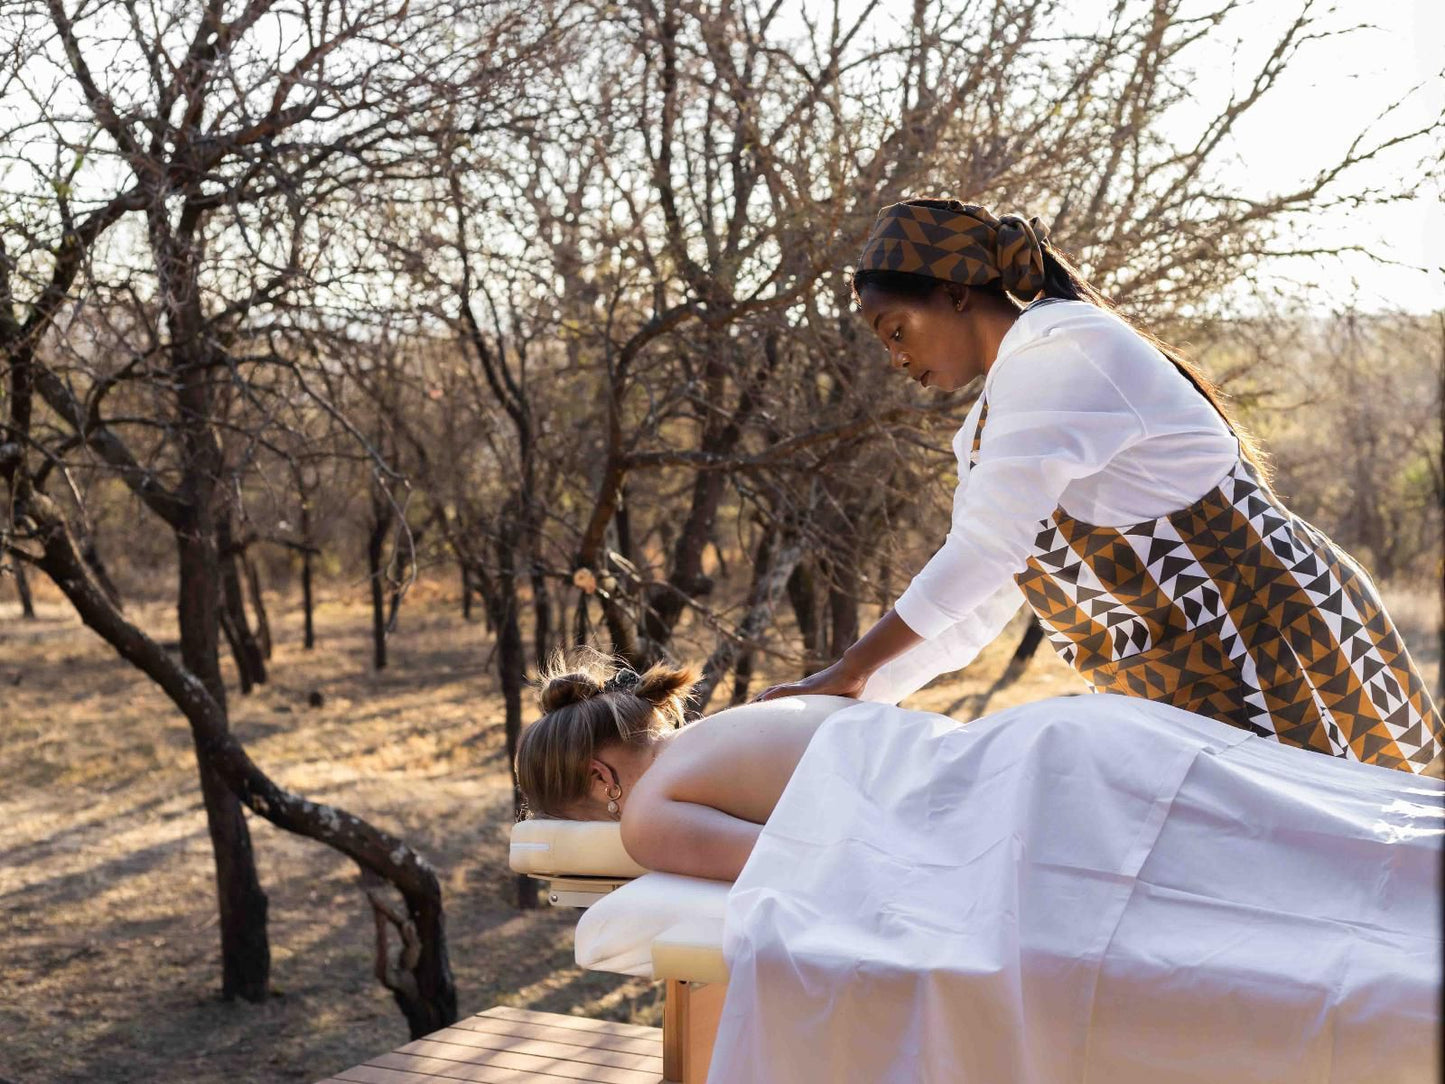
860,578 -> 1022,705
893,334 -> 1149,641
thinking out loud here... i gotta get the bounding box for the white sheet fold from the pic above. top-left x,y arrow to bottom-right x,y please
712,694 -> 1442,1084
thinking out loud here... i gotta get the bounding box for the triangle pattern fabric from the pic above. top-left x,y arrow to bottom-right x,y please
961,392 -> 1445,774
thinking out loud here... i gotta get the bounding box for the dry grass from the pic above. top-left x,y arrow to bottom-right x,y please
0,575 -> 1437,1084
0,581 -> 660,1084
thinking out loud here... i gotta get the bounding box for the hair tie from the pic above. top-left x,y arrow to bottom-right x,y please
604,668 -> 642,694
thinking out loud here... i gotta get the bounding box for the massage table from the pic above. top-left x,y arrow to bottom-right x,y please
509,818 -> 730,1083
506,695 -> 866,1082
510,694 -> 1443,1084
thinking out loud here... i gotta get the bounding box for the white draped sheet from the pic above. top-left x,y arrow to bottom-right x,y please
712,694 -> 1443,1083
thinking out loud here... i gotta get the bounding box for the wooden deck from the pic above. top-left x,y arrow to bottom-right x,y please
315,1005 -> 666,1084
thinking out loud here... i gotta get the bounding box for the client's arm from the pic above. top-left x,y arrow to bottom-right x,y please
619,797 -> 761,883
619,701 -> 826,880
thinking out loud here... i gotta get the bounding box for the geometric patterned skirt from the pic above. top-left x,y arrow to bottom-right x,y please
1011,456 -> 1443,773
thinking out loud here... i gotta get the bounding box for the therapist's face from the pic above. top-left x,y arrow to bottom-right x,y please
857,283 -> 986,393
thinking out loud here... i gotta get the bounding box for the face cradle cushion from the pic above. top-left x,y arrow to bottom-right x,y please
510,819 -> 730,980
576,871 -> 730,979
509,818 -> 647,879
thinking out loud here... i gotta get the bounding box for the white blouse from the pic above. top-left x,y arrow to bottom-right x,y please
862,298 -> 1240,705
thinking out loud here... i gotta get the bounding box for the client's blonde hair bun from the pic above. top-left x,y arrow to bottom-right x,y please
632,666 -> 697,723
519,648 -> 702,818
534,646 -> 699,731
538,670 -> 605,713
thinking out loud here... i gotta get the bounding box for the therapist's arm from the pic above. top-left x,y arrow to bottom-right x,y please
755,609 -> 922,701
841,608 -> 924,679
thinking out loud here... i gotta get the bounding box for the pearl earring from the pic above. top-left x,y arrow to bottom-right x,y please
605,782 -> 622,818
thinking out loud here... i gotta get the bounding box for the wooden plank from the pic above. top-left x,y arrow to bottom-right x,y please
341,1055 -> 582,1084
337,1065 -> 457,1084
374,1050 -> 661,1084
479,1007 -> 659,1041
451,1012 -> 662,1059
401,1029 -> 662,1072
338,1063 -> 598,1084
323,1008 -> 669,1084
374,1041 -> 652,1084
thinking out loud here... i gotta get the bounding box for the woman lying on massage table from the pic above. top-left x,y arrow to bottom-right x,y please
516,649 -> 1441,1083
516,651 -> 843,882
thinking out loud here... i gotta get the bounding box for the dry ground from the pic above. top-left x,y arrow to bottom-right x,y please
0,576 -> 1438,1084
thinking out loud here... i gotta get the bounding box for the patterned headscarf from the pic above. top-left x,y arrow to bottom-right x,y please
856,199 -> 1052,302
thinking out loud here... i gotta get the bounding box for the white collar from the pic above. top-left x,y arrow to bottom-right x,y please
983,298 -> 1075,394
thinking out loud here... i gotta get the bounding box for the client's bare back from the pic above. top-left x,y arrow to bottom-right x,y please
621,695 -> 856,880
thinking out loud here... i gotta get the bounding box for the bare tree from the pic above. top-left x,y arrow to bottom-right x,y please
4,5 -> 1437,1055
0,0 -> 559,1033
387,0 -> 1441,709
1252,310 -> 1443,580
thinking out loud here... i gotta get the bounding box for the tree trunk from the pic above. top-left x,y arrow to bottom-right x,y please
642,469 -> 722,644
387,582 -> 405,632
530,562 -> 551,670
217,515 -> 266,688
300,499 -> 316,649
81,539 -> 124,610
729,650 -> 754,706
600,593 -> 640,664
826,561 -> 861,662
302,550 -> 316,650
691,529 -> 802,716
489,520 -> 539,909
1009,616 -> 1046,670
787,561 -> 820,674
572,594 -> 590,645
385,521 -> 422,634
636,335 -> 768,655
368,495 -> 394,671
177,521 -> 270,1002
474,562 -> 499,636
244,555 -> 271,661
150,199 -> 272,999
14,561 -> 35,619
25,486 -> 455,1035
615,481 -> 634,565
461,562 -> 474,622
219,608 -> 255,695
194,750 -> 271,1000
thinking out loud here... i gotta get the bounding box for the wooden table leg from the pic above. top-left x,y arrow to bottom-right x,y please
663,978 -> 728,1083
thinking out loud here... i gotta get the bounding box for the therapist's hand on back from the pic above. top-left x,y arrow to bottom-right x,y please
754,609 -> 921,703
753,657 -> 868,702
